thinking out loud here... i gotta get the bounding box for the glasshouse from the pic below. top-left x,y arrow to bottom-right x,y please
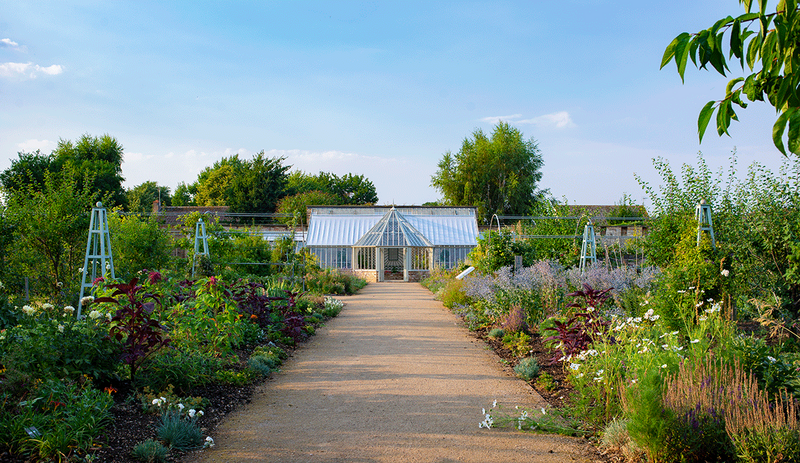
304,206 -> 479,282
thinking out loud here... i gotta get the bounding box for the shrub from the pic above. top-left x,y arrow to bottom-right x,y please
94,278 -> 170,382
514,357 -> 540,381
501,304 -> 528,333
136,384 -> 207,415
501,331 -> 531,358
435,278 -> 470,309
600,419 -> 645,462
247,344 -> 286,377
487,328 -> 504,338
0,308 -> 120,387
534,372 -> 557,392
157,409 -> 204,451
108,213 -> 173,281
321,296 -> 344,317
0,378 -> 114,461
305,269 -> 365,295
131,439 -> 169,463
136,348 -> 222,392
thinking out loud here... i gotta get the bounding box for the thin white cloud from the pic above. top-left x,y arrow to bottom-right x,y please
0,62 -> 63,79
480,114 -> 523,125
481,111 -> 575,129
17,139 -> 57,153
1,38 -> 21,49
519,111 -> 575,129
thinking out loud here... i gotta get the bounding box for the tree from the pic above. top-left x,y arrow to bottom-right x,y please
0,150 -> 57,193
53,134 -> 127,207
661,1 -> 800,156
226,152 -> 290,213
108,212 -> 173,280
190,153 -> 290,212
172,182 -> 194,206
193,156 -> 243,206
4,169 -> 100,304
431,121 -> 546,224
286,171 -> 378,205
321,172 -> 378,205
276,190 -> 343,225
126,181 -> 171,213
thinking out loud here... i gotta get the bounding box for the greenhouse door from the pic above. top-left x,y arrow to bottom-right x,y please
381,247 -> 406,281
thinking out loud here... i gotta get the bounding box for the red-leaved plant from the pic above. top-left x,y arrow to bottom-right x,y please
543,284 -> 613,364
95,278 -> 170,381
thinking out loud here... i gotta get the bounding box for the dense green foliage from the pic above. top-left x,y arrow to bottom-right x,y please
2,172 -> 99,304
108,213 -> 174,281
431,121 -> 546,224
424,152 -> 800,462
0,134 -> 126,208
286,171 -> 378,205
127,181 -> 172,213
191,152 -> 290,212
662,0 -> 800,156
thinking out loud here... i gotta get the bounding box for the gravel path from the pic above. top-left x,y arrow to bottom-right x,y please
185,282 -> 600,463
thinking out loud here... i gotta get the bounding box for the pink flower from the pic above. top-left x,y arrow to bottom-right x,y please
92,276 -> 105,286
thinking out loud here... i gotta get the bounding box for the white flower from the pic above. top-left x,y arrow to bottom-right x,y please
178,403 -> 185,411
690,339 -> 700,344
80,296 -> 94,306
587,306 -> 595,313
677,290 -> 686,294
721,269 -> 730,277
767,356 -> 777,363
63,306 -> 75,314
698,315 -> 708,322
204,436 -> 215,448
57,324 -> 64,333
541,407 -> 547,415
570,363 -> 581,371
22,305 -> 36,316
661,364 -> 668,369
89,310 -> 102,319
492,399 -> 497,408
197,410 -> 204,416
42,303 -> 53,310
189,409 -> 197,418
106,313 -> 112,321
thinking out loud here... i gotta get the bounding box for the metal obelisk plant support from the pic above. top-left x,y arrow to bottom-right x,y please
579,220 -> 597,273
695,199 -> 716,249
78,202 -> 115,317
192,218 -> 210,277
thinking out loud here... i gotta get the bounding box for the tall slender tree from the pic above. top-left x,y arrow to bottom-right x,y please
431,121 -> 546,224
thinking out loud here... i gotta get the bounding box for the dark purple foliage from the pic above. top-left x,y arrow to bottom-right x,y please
544,284 -> 613,364
95,278 -> 170,381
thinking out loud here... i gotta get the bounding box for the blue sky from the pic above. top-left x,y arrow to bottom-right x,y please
0,1 -> 790,209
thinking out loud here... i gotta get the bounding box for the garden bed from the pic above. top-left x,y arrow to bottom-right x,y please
476,328 -> 571,410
